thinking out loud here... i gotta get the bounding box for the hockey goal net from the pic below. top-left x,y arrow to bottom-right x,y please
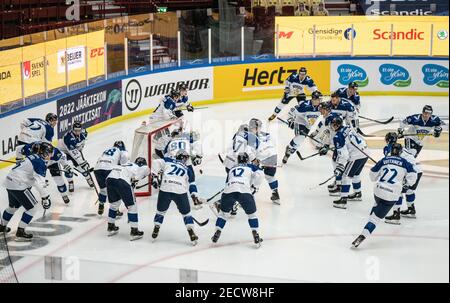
131,118 -> 183,196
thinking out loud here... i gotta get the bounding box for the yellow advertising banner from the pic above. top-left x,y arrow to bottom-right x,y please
0,31 -> 105,105
22,43 -> 46,98
0,49 -> 22,104
276,16 -> 449,57
214,61 -> 331,102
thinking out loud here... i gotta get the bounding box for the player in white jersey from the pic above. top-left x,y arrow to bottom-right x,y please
58,121 -> 94,192
397,105 -> 446,157
0,143 -> 53,241
223,123 -> 260,173
250,119 -> 280,205
94,141 -> 130,216
352,143 -> 417,248
16,113 -> 58,159
150,150 -> 199,246
151,89 -> 182,122
331,116 -> 369,209
211,152 -> 264,248
282,91 -> 322,164
20,142 -> 73,205
382,133 -> 423,223
268,67 -> 318,121
106,157 -> 150,241
163,128 -> 203,208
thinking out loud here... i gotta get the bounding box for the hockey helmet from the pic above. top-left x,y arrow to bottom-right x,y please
422,105 -> 433,114
175,150 -> 190,163
38,142 -> 54,159
330,116 -> 344,131
135,157 -> 147,167
46,113 -> 58,125
249,118 -> 262,134
113,141 -> 126,151
237,152 -> 249,164
385,132 -> 398,145
390,143 -> 403,157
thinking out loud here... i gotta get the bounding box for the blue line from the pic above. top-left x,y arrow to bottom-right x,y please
1,55 -> 448,119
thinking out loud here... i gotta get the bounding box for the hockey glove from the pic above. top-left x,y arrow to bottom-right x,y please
284,87 -> 290,94
287,119 -> 295,130
63,164 -> 73,175
334,164 -> 345,177
186,104 -> 194,112
131,179 -> 138,189
434,126 -> 442,138
42,196 -> 51,210
397,128 -> 405,139
174,110 -> 184,118
80,161 -> 90,173
192,156 -> 202,166
151,174 -> 160,189
319,145 -> 330,156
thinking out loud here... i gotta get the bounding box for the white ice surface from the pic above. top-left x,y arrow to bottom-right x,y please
0,96 -> 448,283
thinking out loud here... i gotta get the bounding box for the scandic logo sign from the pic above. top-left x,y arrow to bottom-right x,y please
373,28 -> 425,40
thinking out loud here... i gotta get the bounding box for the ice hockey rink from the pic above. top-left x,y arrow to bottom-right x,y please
0,96 -> 448,283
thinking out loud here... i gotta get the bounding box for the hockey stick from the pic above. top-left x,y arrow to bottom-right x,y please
356,128 -> 376,138
218,154 -> 224,164
349,141 -> 378,164
402,133 -> 435,137
207,189 -> 224,203
80,151 -> 100,204
192,217 -> 210,227
277,117 -> 325,146
0,159 -> 16,164
296,150 -> 321,161
309,174 -> 335,191
359,115 -> 394,125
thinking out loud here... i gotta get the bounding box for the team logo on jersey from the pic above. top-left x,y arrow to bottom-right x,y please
124,79 -> 142,111
337,64 -> 369,87
422,64 -> 449,88
379,64 -> 411,87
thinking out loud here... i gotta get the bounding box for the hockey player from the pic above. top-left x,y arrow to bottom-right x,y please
352,143 -> 417,248
330,91 -> 357,129
106,157 -> 150,241
20,142 -> 72,205
382,132 -> 423,223
151,150 -> 199,246
94,141 -> 129,215
174,84 -> 194,116
0,143 -> 53,241
268,67 -> 318,121
58,121 -> 94,192
16,113 -> 58,159
331,116 -> 369,209
398,105 -> 446,158
151,89 -> 182,121
309,102 -> 343,194
223,121 -> 260,173
282,91 -> 323,164
211,152 -> 265,248
255,123 -> 280,205
163,128 -> 203,209
335,82 -> 360,112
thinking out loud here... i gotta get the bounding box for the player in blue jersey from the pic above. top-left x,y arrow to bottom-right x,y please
398,105 -> 446,158
1,143 -> 53,241
335,82 -> 360,112
58,121 -> 93,192
330,91 -> 357,129
352,143 -> 417,248
282,91 -> 322,164
331,116 -> 369,209
268,67 -> 318,121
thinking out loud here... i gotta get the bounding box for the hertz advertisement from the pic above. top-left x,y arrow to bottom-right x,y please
213,61 -> 331,102
276,16 -> 449,57
0,30 -> 105,106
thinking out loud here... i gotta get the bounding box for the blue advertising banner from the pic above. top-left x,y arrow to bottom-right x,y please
57,81 -> 122,138
360,0 -> 449,16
